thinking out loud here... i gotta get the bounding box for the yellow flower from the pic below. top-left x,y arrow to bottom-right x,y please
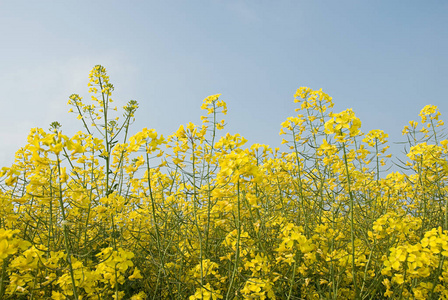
129,267 -> 143,280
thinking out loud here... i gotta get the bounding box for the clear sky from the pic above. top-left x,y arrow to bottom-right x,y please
0,1 -> 447,169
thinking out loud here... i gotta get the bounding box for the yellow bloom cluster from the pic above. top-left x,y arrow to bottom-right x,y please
324,109 -> 362,142
0,66 -> 447,299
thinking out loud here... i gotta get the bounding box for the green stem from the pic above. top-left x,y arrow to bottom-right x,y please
342,140 -> 359,299
226,180 -> 241,300
56,153 -> 79,300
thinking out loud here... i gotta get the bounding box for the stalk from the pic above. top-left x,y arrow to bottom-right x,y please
145,151 -> 166,299
292,129 -> 307,236
204,100 -> 218,255
190,135 -> 205,292
342,140 -> 359,299
56,153 -> 79,300
226,180 -> 241,300
0,257 -> 8,298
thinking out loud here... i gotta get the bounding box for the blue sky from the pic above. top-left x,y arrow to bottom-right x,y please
0,1 -> 447,169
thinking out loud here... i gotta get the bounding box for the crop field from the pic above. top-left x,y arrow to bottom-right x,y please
1,65 -> 447,299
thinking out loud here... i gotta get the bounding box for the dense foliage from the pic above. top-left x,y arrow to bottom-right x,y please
1,65 -> 447,299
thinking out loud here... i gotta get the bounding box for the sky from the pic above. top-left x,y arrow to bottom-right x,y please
0,0 -> 447,171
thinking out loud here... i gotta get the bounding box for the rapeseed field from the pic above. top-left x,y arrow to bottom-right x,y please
1,65 -> 447,299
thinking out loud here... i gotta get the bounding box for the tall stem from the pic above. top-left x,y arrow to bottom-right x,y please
56,153 -> 79,300
226,180 -> 241,299
342,141 -> 359,299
